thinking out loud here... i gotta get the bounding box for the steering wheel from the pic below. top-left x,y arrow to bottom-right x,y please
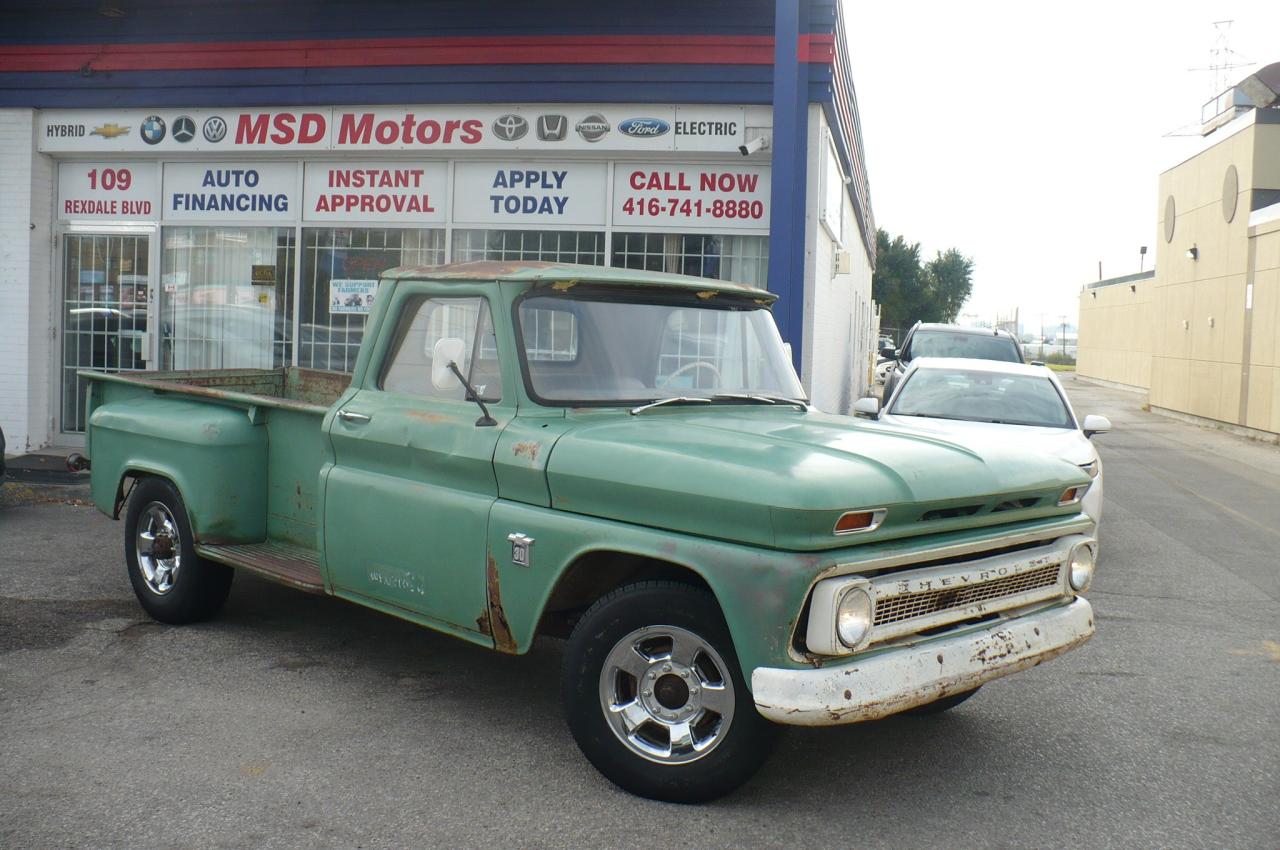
657,360 -> 722,389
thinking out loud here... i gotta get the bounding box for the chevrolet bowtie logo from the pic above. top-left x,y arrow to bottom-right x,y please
90,123 -> 130,139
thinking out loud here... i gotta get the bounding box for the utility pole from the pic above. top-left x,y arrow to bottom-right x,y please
1039,314 -> 1045,360
1060,315 -> 1067,357
1139,246 -> 1147,273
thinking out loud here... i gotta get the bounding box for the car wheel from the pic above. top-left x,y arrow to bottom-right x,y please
903,686 -> 981,715
561,580 -> 778,803
124,477 -> 233,624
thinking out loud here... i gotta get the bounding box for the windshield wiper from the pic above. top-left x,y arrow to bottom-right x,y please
629,397 -> 714,415
712,393 -> 808,410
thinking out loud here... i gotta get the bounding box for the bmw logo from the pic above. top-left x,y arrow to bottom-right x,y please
202,116 -> 227,143
172,115 -> 196,143
575,114 -> 610,143
492,114 -> 528,142
140,115 -> 166,145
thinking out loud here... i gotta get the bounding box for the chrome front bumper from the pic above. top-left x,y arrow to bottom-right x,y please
751,597 -> 1094,726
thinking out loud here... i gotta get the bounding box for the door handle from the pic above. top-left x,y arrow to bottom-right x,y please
337,409 -> 372,424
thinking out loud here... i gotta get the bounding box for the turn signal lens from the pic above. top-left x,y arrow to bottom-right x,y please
1057,484 -> 1090,507
834,509 -> 887,535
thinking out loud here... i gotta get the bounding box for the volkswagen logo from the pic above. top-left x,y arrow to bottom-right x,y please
172,115 -> 196,143
492,114 -> 528,142
618,118 -> 670,138
140,115 -> 166,145
575,114 -> 610,143
536,114 -> 567,142
202,116 -> 227,143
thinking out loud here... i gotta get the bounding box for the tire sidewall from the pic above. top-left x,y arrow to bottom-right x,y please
562,581 -> 775,803
124,477 -> 229,624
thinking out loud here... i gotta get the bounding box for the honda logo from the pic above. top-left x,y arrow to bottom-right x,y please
536,114 -> 567,142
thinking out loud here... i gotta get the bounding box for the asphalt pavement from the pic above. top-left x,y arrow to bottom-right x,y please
1,376 -> 1277,849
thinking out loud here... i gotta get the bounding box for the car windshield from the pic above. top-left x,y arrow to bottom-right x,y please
517,288 -> 805,405
890,368 -> 1074,428
908,330 -> 1021,362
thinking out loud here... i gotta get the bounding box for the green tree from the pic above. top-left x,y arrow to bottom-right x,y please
873,229 -> 974,332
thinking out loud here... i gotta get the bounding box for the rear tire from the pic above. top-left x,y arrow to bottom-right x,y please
561,580 -> 778,803
124,477 -> 232,624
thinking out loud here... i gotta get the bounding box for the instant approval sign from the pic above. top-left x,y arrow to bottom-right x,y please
452,162 -> 607,226
303,162 -> 447,222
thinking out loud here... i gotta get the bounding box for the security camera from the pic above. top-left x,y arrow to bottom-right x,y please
739,135 -> 770,156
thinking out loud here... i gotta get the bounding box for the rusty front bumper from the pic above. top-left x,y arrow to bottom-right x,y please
751,597 -> 1094,726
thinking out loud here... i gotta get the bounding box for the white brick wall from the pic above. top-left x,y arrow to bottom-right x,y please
0,108 -> 54,453
801,106 -> 874,415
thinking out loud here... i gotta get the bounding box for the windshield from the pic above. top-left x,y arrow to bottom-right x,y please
890,368 -> 1074,428
907,330 -> 1021,362
516,288 -> 805,404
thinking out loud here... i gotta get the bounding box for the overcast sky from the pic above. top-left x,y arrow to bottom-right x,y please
844,1 -> 1279,330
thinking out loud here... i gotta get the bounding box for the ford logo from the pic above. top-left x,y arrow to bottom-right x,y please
618,118 -> 670,138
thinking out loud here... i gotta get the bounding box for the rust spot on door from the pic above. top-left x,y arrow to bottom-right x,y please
485,553 -> 517,654
512,441 -> 541,462
407,410 -> 448,424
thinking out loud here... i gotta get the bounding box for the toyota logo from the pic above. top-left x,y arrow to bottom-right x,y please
492,114 -> 528,142
202,116 -> 227,143
172,115 -> 196,143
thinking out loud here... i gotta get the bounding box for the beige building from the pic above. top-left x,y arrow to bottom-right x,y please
1078,62 -> 1280,437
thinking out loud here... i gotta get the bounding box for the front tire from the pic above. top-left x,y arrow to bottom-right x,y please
561,580 -> 777,803
124,477 -> 232,624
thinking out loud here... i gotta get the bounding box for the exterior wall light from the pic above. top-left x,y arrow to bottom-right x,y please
1186,246 -> 1199,260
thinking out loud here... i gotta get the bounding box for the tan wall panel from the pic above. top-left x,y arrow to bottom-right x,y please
1246,365 -> 1273,431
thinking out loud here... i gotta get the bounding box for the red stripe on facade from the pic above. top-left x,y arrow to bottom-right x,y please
0,34 -> 813,72
797,33 -> 835,63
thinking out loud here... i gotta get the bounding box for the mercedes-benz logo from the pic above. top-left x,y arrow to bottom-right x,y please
172,115 -> 196,143
492,114 -> 528,142
202,116 -> 227,143
140,115 -> 166,145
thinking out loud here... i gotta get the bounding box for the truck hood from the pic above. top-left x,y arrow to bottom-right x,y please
544,408 -> 1092,551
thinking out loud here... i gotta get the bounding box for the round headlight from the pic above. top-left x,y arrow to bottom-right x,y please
1068,542 -> 1096,592
836,587 -> 873,647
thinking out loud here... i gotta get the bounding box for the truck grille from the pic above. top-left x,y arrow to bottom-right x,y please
873,562 -> 1062,627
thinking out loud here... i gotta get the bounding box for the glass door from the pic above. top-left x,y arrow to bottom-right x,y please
61,232 -> 153,434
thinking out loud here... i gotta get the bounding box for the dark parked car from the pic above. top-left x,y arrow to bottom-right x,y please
881,322 -> 1024,399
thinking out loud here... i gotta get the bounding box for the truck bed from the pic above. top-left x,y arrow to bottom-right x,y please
83,367 -> 351,559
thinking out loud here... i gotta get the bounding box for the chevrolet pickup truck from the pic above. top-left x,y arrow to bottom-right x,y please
80,261 -> 1098,803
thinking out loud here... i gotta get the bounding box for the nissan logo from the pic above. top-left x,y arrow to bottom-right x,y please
575,114 -> 610,143
492,114 -> 528,142
618,118 -> 670,138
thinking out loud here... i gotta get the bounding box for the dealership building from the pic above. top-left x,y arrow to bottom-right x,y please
0,0 -> 876,452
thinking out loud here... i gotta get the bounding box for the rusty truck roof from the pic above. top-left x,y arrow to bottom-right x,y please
380,260 -> 776,301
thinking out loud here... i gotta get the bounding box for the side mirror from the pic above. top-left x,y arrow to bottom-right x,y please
430,337 -> 467,390
1082,414 -> 1111,438
879,346 -> 897,359
853,397 -> 881,418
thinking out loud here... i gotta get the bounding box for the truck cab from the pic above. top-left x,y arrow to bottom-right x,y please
81,261 -> 1097,803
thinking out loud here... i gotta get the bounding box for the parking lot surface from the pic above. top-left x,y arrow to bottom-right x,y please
1,376 -> 1277,849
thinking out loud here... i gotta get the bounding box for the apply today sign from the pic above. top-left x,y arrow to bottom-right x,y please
452,162 -> 607,226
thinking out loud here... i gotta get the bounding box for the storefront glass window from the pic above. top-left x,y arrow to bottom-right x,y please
452,230 -> 605,265
160,227 -> 295,371
61,233 -> 150,433
300,228 -> 444,373
611,233 -> 768,288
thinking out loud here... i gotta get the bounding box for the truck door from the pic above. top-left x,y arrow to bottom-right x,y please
322,285 -> 510,636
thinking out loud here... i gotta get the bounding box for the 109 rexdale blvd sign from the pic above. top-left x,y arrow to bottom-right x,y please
38,104 -> 764,153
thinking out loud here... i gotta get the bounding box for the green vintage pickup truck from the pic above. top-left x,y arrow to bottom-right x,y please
81,261 -> 1098,802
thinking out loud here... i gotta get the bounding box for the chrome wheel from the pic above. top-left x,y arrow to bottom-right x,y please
598,624 -> 736,765
135,501 -> 182,595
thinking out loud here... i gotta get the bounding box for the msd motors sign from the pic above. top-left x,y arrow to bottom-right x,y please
37,105 -> 763,153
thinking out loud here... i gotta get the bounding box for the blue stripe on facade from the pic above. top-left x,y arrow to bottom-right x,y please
0,65 -> 775,108
1,0 -> 790,44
